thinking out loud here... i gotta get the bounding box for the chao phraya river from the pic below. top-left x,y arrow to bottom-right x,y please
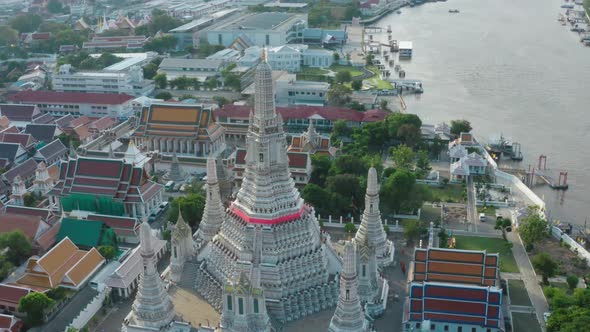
376,0 -> 590,227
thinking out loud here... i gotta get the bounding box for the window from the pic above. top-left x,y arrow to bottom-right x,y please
444,326 -> 449,331
265,34 -> 270,45
345,289 -> 349,300
238,297 -> 244,314
173,246 -> 177,259
362,265 -> 366,277
471,329 -> 476,332
259,153 -> 264,162
253,298 -> 259,313
457,327 -> 462,332
416,323 -> 421,329
218,34 -> 222,45
431,324 -> 435,330
227,295 -> 232,310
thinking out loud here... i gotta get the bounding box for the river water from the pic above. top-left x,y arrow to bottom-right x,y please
375,0 -> 590,227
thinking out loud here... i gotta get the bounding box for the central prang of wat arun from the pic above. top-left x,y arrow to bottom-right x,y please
132,50 -> 395,332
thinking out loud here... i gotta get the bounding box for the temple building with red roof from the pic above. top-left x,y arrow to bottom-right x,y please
214,104 -> 387,147
403,247 -> 504,332
48,155 -> 164,221
131,102 -> 225,160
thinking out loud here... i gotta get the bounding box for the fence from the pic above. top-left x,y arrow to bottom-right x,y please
550,226 -> 590,266
67,287 -> 110,330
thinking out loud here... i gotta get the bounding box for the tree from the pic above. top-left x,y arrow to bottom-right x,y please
333,52 -> 340,62
547,307 -> 590,332
567,275 -> 579,291
416,150 -> 431,175
170,76 -> 190,90
223,73 -> 241,91
494,217 -> 512,240
533,253 -> 558,285
155,91 -> 172,100
98,246 -> 117,260
0,26 -> 19,47
397,123 -> 422,147
302,183 -> 330,211
326,174 -> 364,214
310,154 -> 332,187
213,96 -> 229,107
154,73 -> 167,89
379,99 -> 389,111
144,35 -> 178,53
19,292 -> 54,326
344,222 -> 356,233
390,144 -> 415,170
351,80 -> 362,91
10,14 -> 42,33
0,230 -> 32,265
335,71 -> 352,83
450,119 -> 472,136
168,194 -> 206,227
327,84 -> 352,106
382,169 -> 416,214
387,113 -> 422,137
404,221 -> 426,246
205,77 -> 219,90
518,207 -> 548,247
47,0 -> 64,13
365,53 -> 374,66
143,63 -> 158,79
438,228 -> 449,247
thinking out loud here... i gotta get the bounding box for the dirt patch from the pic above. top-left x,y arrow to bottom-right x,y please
442,205 -> 468,230
528,237 -> 589,277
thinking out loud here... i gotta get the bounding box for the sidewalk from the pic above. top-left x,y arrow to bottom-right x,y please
507,231 -> 548,330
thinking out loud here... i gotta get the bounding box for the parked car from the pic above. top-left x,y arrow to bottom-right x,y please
479,213 -> 486,222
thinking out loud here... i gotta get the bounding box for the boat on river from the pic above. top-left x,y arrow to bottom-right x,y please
449,9 -> 460,13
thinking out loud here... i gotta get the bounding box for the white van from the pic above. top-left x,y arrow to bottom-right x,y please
479,213 -> 486,222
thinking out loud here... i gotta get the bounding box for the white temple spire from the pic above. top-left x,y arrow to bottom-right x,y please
169,207 -> 193,282
127,222 -> 175,329
354,167 -> 393,267
329,241 -> 368,332
195,157 -> 224,246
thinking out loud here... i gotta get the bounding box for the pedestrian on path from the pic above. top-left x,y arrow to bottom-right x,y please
401,261 -> 406,275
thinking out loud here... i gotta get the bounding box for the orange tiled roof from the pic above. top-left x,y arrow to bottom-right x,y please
17,237 -> 104,290
65,248 -> 104,285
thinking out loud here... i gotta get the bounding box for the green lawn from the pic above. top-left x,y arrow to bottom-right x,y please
454,236 -> 519,273
426,184 -> 466,203
477,205 -> 497,216
366,76 -> 393,89
330,64 -> 364,77
508,280 -> 532,306
300,67 -> 330,76
512,312 -> 542,332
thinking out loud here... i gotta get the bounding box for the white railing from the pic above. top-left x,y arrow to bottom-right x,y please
67,287 -> 110,330
550,226 -> 590,266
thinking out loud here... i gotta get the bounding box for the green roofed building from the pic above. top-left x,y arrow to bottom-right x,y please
57,218 -> 118,250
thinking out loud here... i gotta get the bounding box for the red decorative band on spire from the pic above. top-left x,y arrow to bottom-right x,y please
232,205 -> 305,225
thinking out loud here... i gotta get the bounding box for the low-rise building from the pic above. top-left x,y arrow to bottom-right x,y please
82,35 -> 148,51
403,247 -> 503,332
205,12 -> 307,47
104,239 -> 167,299
450,152 -> 489,181
7,90 -> 135,118
158,58 -> 225,81
275,73 -> 329,106
49,155 -> 164,220
0,105 -> 41,128
0,284 -> 32,316
16,237 -> 105,291
132,102 -> 225,158
24,124 -> 60,144
0,313 -> 23,331
56,218 -> 118,250
53,65 -> 154,97
0,213 -> 51,254
215,104 -> 387,145
32,139 -> 67,165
